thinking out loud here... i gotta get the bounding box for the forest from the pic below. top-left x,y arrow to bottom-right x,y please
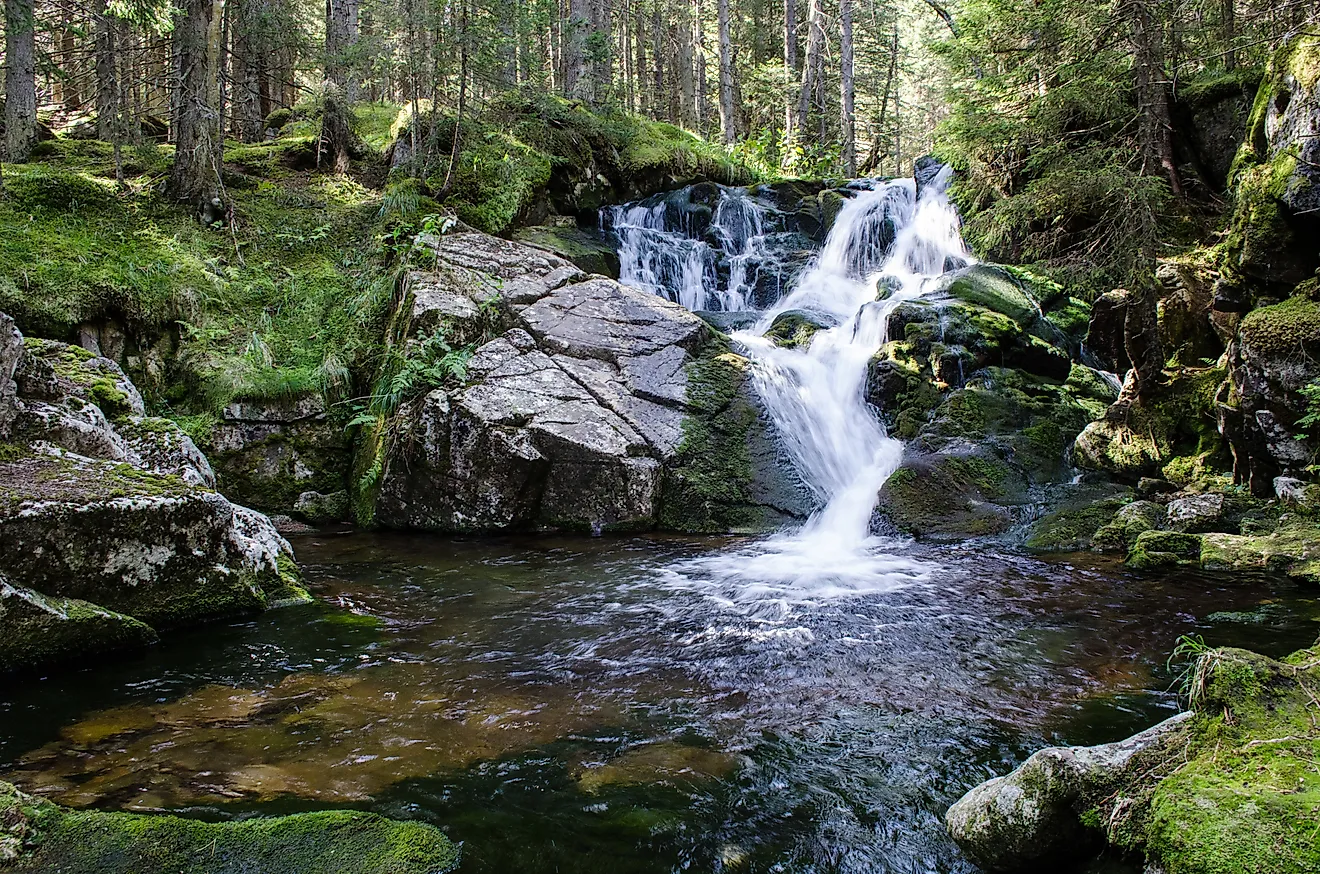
1,0 -> 1320,872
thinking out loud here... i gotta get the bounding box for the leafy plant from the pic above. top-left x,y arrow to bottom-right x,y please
1295,380 -> 1320,439
1167,633 -> 1213,709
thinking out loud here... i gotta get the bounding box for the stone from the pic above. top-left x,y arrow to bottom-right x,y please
945,712 -> 1193,872
1199,519 -> 1320,584
374,232 -> 803,534
1275,475 -> 1320,511
764,309 -> 833,350
0,312 -> 20,438
1126,530 -> 1204,570
1164,493 -> 1227,532
294,490 -> 350,524
207,394 -> 349,515
0,577 -> 159,673
1092,500 -> 1166,552
873,449 -> 1028,541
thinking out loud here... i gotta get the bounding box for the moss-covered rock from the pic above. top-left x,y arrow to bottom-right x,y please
0,577 -> 159,673
1199,518 -> 1320,584
1024,493 -> 1128,552
1126,529 -> 1204,570
874,449 -> 1027,540
948,641 -> 1320,874
1092,500 -> 1166,552
763,309 -> 832,350
511,223 -> 622,278
0,780 -> 460,873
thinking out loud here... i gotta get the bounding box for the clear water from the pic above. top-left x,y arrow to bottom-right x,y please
2,532 -> 1316,873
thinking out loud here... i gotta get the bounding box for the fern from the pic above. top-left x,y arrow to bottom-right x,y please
1295,380 -> 1320,439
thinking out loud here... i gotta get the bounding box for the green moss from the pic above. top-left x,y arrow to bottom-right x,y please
264,553 -> 314,607
1143,646 -> 1320,874
1239,295 -> 1320,357
1179,68 -> 1264,109
1126,530 -> 1204,570
764,311 -> 828,350
2,781 -> 460,873
1199,521 -> 1320,584
659,341 -> 763,533
875,451 -> 1026,539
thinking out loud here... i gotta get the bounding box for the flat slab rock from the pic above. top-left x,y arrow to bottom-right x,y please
378,233 -> 718,533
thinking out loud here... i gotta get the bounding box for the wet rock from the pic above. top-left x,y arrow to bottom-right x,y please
694,310 -> 760,333
1126,530 -> 1204,570
945,712 -> 1193,872
873,448 -> 1028,541
0,312 -> 20,437
1092,500 -> 1166,552
0,577 -> 159,673
764,309 -> 833,350
1023,491 -> 1129,552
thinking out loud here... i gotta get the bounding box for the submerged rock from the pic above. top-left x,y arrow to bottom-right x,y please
0,577 -> 158,673
0,780 -> 459,873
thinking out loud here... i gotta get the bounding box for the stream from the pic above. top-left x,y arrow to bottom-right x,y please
3,174 -> 1318,872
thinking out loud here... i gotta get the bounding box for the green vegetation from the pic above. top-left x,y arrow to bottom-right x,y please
1,780 -> 460,874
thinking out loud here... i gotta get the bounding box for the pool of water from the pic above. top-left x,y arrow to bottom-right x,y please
2,531 -> 1317,873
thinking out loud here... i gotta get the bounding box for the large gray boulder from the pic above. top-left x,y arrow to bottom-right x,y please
0,316 -> 307,673
373,231 -> 810,534
946,712 -> 1192,872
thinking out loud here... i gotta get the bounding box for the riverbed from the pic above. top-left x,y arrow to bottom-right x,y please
3,531 -> 1315,873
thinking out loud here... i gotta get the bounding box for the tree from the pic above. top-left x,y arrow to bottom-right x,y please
3,0 -> 37,162
840,0 -> 855,175
565,0 -> 592,100
322,0 -> 360,172
1126,0 -> 1182,196
717,0 -> 735,143
783,0 -> 797,150
169,0 -> 226,211
796,0 -> 824,152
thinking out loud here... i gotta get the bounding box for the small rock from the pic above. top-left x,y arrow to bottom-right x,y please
1093,500 -> 1166,552
1274,476 -> 1320,511
294,490 -> 350,525
1137,477 -> 1177,498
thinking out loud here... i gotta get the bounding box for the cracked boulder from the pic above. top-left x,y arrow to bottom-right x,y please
374,231 -> 810,533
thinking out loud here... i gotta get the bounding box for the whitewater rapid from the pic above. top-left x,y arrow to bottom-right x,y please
618,169 -> 974,612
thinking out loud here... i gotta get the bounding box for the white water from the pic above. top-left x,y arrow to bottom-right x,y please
610,187 -> 777,312
622,170 -> 974,611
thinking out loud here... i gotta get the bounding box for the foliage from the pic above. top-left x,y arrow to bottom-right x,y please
1298,381 -> 1320,440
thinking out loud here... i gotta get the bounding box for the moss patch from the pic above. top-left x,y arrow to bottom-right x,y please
1,780 -> 460,874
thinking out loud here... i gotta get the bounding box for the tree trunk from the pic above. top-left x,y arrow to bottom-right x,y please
170,0 -> 226,210
322,0 -> 359,173
94,0 -> 118,142
797,0 -> 824,152
651,0 -> 663,118
840,0 -> 855,176
565,0 -> 591,100
676,3 -> 695,127
1128,0 -> 1182,196
1221,0 -> 1235,71
694,0 -> 708,133
3,0 -> 37,163
717,0 -> 735,145
633,0 -> 648,115
231,0 -> 265,142
783,0 -> 796,156
591,0 -> 612,102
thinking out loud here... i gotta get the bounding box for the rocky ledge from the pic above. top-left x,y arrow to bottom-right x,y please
361,229 -> 811,534
0,780 -> 459,873
0,312 -> 308,674
947,641 -> 1320,873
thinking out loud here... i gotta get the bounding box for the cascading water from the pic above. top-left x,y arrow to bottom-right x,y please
653,167 -> 975,610
608,185 -> 790,312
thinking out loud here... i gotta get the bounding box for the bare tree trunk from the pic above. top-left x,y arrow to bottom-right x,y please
565,0 -> 591,99
94,0 -> 118,141
783,0 -> 796,157
676,2 -> 696,127
3,0 -> 38,162
860,24 -> 897,175
1128,0 -> 1182,196
322,0 -> 359,173
170,0 -> 226,211
1221,0 -> 1235,70
651,0 -> 664,118
633,0 -> 648,114
717,0 -> 735,144
591,0 -> 613,102
439,0 -> 470,198
231,0 -> 265,142
694,0 -> 708,133
797,0 -> 824,152
840,0 -> 855,176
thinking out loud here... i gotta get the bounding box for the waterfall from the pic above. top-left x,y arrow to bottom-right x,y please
608,186 -> 783,312
735,167 -> 973,556
654,168 -> 973,606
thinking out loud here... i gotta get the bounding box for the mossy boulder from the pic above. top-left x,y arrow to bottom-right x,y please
1199,518 -> 1320,584
0,780 -> 460,873
1023,492 -> 1129,552
0,577 -> 159,673
763,309 -> 832,350
1092,500 -> 1166,552
1126,529 -> 1204,570
873,449 -> 1028,540
948,640 -> 1320,874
